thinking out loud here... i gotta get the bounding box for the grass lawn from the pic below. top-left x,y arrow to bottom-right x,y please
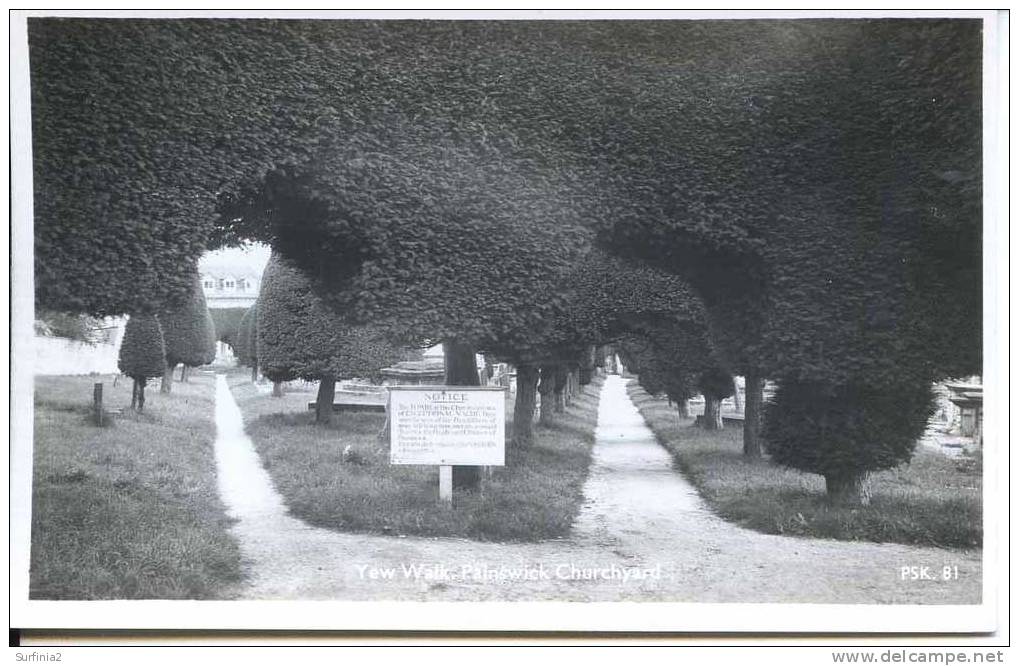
627,383 -> 982,549
228,371 -> 603,542
30,370 -> 244,599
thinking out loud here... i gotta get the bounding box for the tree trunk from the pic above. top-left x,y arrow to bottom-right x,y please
137,379 -> 146,412
315,376 -> 335,425
180,364 -> 189,382
538,365 -> 557,426
732,376 -> 743,412
444,340 -> 479,386
743,372 -> 765,458
272,381 -> 283,397
824,471 -> 872,507
131,378 -> 139,410
553,366 -> 568,413
676,399 -> 690,419
701,396 -> 724,430
443,340 -> 481,491
160,364 -> 174,393
513,364 -> 539,447
579,365 -> 592,386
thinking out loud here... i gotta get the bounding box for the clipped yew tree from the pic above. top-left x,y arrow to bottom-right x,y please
236,302 -> 259,382
617,316 -> 732,429
159,273 -> 217,392
763,381 -> 935,506
235,305 -> 254,368
479,251 -> 707,444
210,307 -> 247,353
257,253 -> 404,423
202,309 -> 218,365
618,336 -> 699,418
117,314 -> 166,411
696,368 -> 735,431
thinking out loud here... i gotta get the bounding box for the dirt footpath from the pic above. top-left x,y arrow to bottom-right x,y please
213,374 -> 981,603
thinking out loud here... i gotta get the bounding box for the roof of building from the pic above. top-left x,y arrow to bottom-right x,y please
198,245 -> 270,282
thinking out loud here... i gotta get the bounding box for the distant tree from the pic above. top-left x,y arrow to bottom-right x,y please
236,303 -> 259,382
257,253 -> 405,422
199,308 -> 218,372
235,306 -> 252,367
159,274 -> 217,392
209,307 -> 247,353
618,323 -> 733,430
618,336 -> 699,419
117,314 -> 166,411
696,368 -> 735,431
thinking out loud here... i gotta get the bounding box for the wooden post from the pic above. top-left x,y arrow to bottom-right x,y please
439,465 -> 453,504
93,382 -> 103,426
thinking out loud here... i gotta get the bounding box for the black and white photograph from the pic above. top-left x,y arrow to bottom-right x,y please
8,8 -> 1008,644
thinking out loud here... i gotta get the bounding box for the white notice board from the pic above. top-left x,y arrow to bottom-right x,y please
389,386 -> 506,466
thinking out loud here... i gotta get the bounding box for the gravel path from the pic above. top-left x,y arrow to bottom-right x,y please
214,374 -> 981,603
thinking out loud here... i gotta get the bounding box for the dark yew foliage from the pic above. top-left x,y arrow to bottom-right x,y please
202,309 -> 218,365
257,253 -> 405,386
30,19 -> 980,379
117,314 -> 167,380
117,314 -> 166,411
697,368 -> 735,403
160,274 -> 217,370
697,367 -> 735,431
209,307 -> 247,350
30,20 -> 227,315
619,337 -> 699,409
594,20 -> 982,388
236,303 -> 258,369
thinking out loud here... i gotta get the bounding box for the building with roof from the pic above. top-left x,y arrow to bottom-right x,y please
198,245 -> 270,309
199,270 -> 261,309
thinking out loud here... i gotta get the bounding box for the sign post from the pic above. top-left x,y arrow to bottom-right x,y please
438,465 -> 453,503
389,385 -> 506,504
93,382 -> 103,427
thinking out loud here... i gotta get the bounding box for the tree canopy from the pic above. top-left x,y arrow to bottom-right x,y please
117,314 -> 166,380
236,304 -> 258,368
160,273 -> 217,369
257,252 -> 406,384
592,20 -> 982,386
31,20 -> 980,388
209,307 -> 247,351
